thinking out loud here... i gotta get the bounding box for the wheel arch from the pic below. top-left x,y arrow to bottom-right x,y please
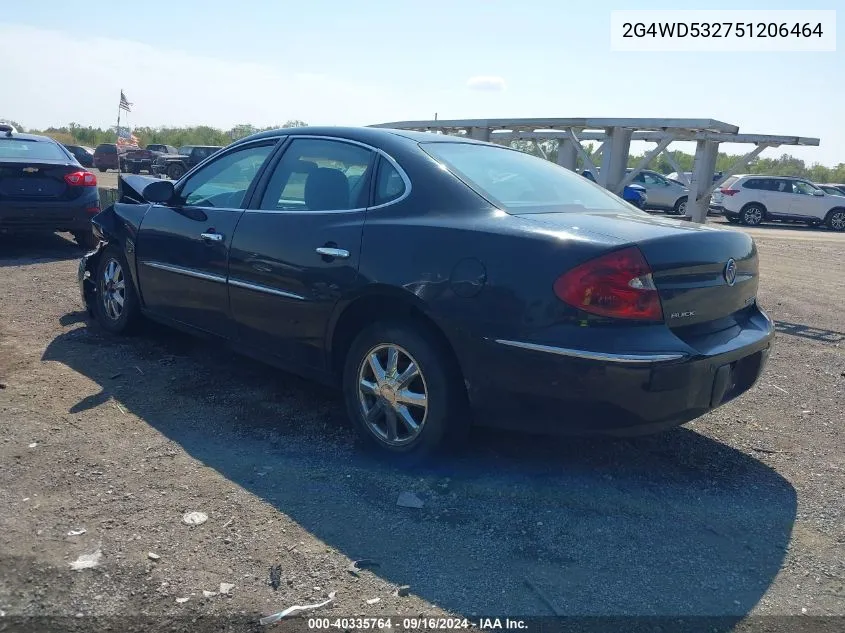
326,286 -> 466,385
740,201 -> 768,217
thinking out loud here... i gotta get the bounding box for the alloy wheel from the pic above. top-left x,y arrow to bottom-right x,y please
100,258 -> 126,320
744,206 -> 763,225
830,211 -> 845,231
357,344 -> 428,447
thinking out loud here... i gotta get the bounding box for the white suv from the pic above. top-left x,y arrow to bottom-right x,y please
713,175 -> 845,231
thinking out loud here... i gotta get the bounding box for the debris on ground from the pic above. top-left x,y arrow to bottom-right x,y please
396,585 -> 411,597
219,582 -> 235,595
396,491 -> 424,509
524,578 -> 564,616
67,529 -> 86,536
69,549 -> 102,571
28,442 -> 38,448
366,597 -> 381,605
182,511 -> 208,526
347,559 -> 380,577
202,590 -> 217,598
175,597 -> 189,604
268,564 -> 282,590
259,591 -> 336,626
147,552 -> 160,561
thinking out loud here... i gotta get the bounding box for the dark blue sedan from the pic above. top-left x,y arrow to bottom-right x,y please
78,126 -> 773,460
1,124 -> 100,249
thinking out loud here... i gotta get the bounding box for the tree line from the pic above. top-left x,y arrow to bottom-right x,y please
1,120 -> 308,149
5,118 -> 844,183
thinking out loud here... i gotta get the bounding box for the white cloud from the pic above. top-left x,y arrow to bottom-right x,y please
466,75 -> 506,92
0,23 -> 398,130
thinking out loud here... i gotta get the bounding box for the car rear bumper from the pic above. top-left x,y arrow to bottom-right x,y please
460,308 -> 775,435
0,196 -> 99,233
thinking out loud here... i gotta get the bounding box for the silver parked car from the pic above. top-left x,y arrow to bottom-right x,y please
627,169 -> 689,215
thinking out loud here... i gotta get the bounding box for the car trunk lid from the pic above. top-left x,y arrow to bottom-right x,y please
0,161 -> 81,200
514,210 -> 759,328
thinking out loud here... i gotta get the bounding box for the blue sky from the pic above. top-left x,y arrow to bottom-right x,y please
1,0 -> 841,165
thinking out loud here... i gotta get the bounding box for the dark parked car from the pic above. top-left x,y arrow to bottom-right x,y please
1,124 -> 100,249
152,145 -> 222,180
64,144 -> 95,167
93,143 -> 127,172
79,126 -> 774,460
124,144 -> 179,174
580,170 -> 648,209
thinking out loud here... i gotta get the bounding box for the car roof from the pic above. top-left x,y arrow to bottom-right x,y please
2,131 -> 60,143
234,126 -> 488,151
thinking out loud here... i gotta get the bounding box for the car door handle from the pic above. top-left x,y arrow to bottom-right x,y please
315,247 -> 349,259
200,232 -> 223,242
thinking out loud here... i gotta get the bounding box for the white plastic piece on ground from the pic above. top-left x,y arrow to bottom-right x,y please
175,597 -> 189,604
67,529 -> 87,536
396,491 -> 424,508
203,590 -> 217,598
69,549 -> 102,571
260,591 -> 336,626
219,583 -> 235,595
182,511 -> 208,526
366,597 -> 381,605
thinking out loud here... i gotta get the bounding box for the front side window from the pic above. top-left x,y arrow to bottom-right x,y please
641,172 -> 665,186
178,143 -> 274,208
422,142 -> 633,214
259,138 -> 374,211
792,181 -> 821,196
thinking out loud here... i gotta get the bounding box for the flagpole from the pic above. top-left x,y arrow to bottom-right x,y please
116,89 -> 122,175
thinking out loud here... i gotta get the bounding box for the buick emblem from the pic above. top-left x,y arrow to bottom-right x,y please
22,167 -> 38,173
724,258 -> 737,286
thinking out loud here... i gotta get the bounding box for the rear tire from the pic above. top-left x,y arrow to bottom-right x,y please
740,204 -> 765,226
93,246 -> 140,334
342,320 -> 469,463
825,209 -> 845,231
97,167 -> 107,173
671,196 -> 687,216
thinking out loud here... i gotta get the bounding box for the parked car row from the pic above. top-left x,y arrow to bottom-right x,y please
711,176 -> 845,230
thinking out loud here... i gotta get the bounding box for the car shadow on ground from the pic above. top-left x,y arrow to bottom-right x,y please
0,232 -> 82,267
43,319 -> 797,625
775,320 -> 844,344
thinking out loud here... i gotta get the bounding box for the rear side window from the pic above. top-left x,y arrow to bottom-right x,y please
373,158 -> 406,206
422,142 -> 631,214
741,178 -> 764,190
0,138 -> 68,161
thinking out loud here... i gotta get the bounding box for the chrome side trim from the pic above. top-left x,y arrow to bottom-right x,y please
494,339 -> 686,364
228,278 -> 306,301
142,261 -> 227,284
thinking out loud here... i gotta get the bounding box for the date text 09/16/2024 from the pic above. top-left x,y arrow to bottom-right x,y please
307,617 -> 528,630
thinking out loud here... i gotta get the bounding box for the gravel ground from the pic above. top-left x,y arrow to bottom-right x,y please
0,223 -> 843,632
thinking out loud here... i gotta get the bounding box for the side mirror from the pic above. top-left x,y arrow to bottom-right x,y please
812,190 -> 824,196
142,179 -> 175,204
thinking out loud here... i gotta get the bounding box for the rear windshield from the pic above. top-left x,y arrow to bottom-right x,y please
0,138 -> 68,161
96,144 -> 116,154
421,142 -> 633,214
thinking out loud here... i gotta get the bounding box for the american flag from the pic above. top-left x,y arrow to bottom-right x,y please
116,127 -> 140,148
119,90 -> 132,112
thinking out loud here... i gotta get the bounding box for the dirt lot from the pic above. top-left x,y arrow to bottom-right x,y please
0,222 -> 843,631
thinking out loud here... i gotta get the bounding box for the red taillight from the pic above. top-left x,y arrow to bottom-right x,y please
553,246 -> 663,321
86,206 -> 100,215
719,188 -> 740,196
64,171 -> 97,187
